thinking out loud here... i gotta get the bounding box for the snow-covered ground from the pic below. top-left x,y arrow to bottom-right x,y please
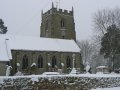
68,73 -> 120,78
91,87 -> 120,90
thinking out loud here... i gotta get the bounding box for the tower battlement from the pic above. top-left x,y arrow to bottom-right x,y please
43,7 -> 73,16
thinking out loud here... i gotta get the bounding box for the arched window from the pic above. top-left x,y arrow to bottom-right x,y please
66,56 -> 71,68
45,20 -> 49,37
52,56 -> 57,68
38,55 -> 43,68
22,55 -> 28,69
61,19 -> 65,27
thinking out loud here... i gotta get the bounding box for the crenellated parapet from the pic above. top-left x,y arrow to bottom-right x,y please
42,7 -> 73,16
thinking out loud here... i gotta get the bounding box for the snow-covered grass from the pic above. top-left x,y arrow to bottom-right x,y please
91,87 -> 120,90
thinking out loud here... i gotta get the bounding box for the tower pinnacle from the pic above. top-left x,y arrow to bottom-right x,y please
52,2 -> 54,8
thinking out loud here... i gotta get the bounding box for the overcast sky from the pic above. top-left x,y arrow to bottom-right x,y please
0,0 -> 120,40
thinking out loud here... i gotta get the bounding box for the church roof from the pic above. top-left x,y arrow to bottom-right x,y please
0,35 -> 80,61
0,36 -> 10,61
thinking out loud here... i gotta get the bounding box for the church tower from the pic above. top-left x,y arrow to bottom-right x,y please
40,3 -> 76,40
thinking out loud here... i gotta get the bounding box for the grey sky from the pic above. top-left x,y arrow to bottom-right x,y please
0,0 -> 120,40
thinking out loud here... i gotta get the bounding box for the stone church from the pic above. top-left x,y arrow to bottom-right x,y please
0,4 -> 82,76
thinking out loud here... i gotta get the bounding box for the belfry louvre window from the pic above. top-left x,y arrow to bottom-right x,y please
22,55 -> 28,69
61,19 -> 65,27
52,56 -> 57,68
38,55 -> 43,68
45,20 -> 48,30
66,56 -> 71,68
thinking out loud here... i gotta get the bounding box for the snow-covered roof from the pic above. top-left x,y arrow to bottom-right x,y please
0,35 -> 80,61
9,36 -> 80,52
0,37 -> 9,61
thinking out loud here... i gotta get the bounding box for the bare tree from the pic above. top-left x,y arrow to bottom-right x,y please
77,39 -> 107,73
93,8 -> 120,36
77,40 -> 95,65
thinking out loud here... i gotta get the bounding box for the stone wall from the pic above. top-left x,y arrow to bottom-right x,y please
1,75 -> 120,90
0,62 -> 7,76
